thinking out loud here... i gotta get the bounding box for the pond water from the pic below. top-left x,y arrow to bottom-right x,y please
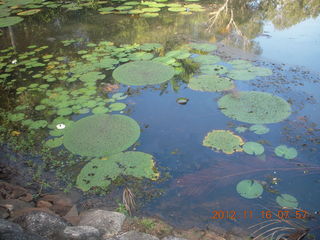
1,0 -> 320,239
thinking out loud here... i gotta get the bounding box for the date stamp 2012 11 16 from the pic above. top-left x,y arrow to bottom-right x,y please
211,210 -> 308,220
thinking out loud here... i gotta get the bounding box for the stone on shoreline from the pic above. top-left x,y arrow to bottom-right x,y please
79,209 -> 126,238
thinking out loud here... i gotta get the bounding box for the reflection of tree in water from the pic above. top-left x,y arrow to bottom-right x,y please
206,0 -> 320,52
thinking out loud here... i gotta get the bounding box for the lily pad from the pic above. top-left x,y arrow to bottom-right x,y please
192,55 -> 221,65
203,130 -> 244,154
218,91 -> 291,124
176,97 -> 188,105
112,60 -> 174,86
63,114 -> 140,157
44,137 -> 63,148
276,194 -> 298,208
235,126 -> 247,133
200,64 -> 228,75
236,179 -> 263,199
109,102 -> 126,111
188,75 -> 234,92
17,9 -> 41,16
275,145 -> 298,160
188,43 -> 217,52
249,124 -> 269,134
243,142 -> 264,155
76,151 -> 159,191
0,16 -> 23,27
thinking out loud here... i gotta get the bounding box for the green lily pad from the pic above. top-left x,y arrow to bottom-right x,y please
44,137 -> 63,148
57,108 -> 73,116
274,145 -> 298,160
236,179 -> 263,199
168,7 -> 186,12
76,151 -> 159,191
17,9 -> 41,16
218,91 -> 292,124
109,103 -> 126,111
63,114 -> 140,157
29,120 -> 48,129
0,16 -> 23,27
141,12 -> 159,17
35,105 -> 46,111
235,126 -> 247,133
192,55 -> 221,65
8,113 -> 25,122
276,194 -> 298,208
92,107 -> 109,114
200,64 -> 228,75
203,130 -> 244,154
249,124 -> 270,134
228,59 -> 253,69
227,69 -> 257,81
188,75 -> 234,92
188,43 -> 217,52
165,50 -> 191,59
129,52 -> 154,61
243,142 -> 264,155
112,60 -> 174,86
142,7 -> 161,12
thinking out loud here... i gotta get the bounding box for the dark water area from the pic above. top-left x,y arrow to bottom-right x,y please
1,0 -> 320,238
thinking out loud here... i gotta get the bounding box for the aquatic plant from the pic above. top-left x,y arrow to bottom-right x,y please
276,194 -> 298,208
192,55 -> 221,65
76,151 -> 159,191
218,91 -> 292,124
274,145 -> 298,160
236,179 -> 263,199
63,114 -> 140,157
112,60 -> 175,86
0,16 -> 23,27
203,130 -> 244,154
188,75 -> 234,92
249,124 -> 270,134
188,43 -> 217,52
243,142 -> 264,155
235,126 -> 247,133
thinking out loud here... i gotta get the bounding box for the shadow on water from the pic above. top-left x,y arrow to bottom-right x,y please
1,0 -> 320,238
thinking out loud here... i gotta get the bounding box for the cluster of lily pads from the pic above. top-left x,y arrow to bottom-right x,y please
98,2 -> 205,18
236,179 -> 299,208
0,0 -> 207,28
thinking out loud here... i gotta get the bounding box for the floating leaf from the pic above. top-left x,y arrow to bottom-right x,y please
249,124 -> 270,134
192,55 -> 221,65
176,97 -> 188,105
218,91 -> 291,124
243,142 -> 264,155
236,179 -> 263,199
200,64 -> 228,75
63,114 -> 140,157
235,126 -> 247,133
0,16 -> 23,27
141,12 -> 159,17
276,194 -> 298,208
112,60 -> 174,86
76,151 -> 159,191
275,145 -> 298,160
188,75 -> 234,92
203,130 -> 244,154
17,9 -> 41,16
188,43 -> 217,52
8,113 -> 25,122
109,102 -> 126,111
44,137 -> 63,148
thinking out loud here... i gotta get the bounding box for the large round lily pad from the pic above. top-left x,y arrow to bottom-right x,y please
63,114 -> 140,157
274,145 -> 298,160
276,194 -> 298,208
203,130 -> 244,154
236,179 -> 263,199
218,91 -> 291,124
243,142 -> 264,155
188,75 -> 234,92
112,60 -> 174,86
76,151 -> 159,191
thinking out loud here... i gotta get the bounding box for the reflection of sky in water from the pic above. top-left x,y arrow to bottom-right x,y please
256,17 -> 320,73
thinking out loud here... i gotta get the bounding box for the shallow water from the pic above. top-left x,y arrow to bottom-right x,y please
1,0 -> 320,238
